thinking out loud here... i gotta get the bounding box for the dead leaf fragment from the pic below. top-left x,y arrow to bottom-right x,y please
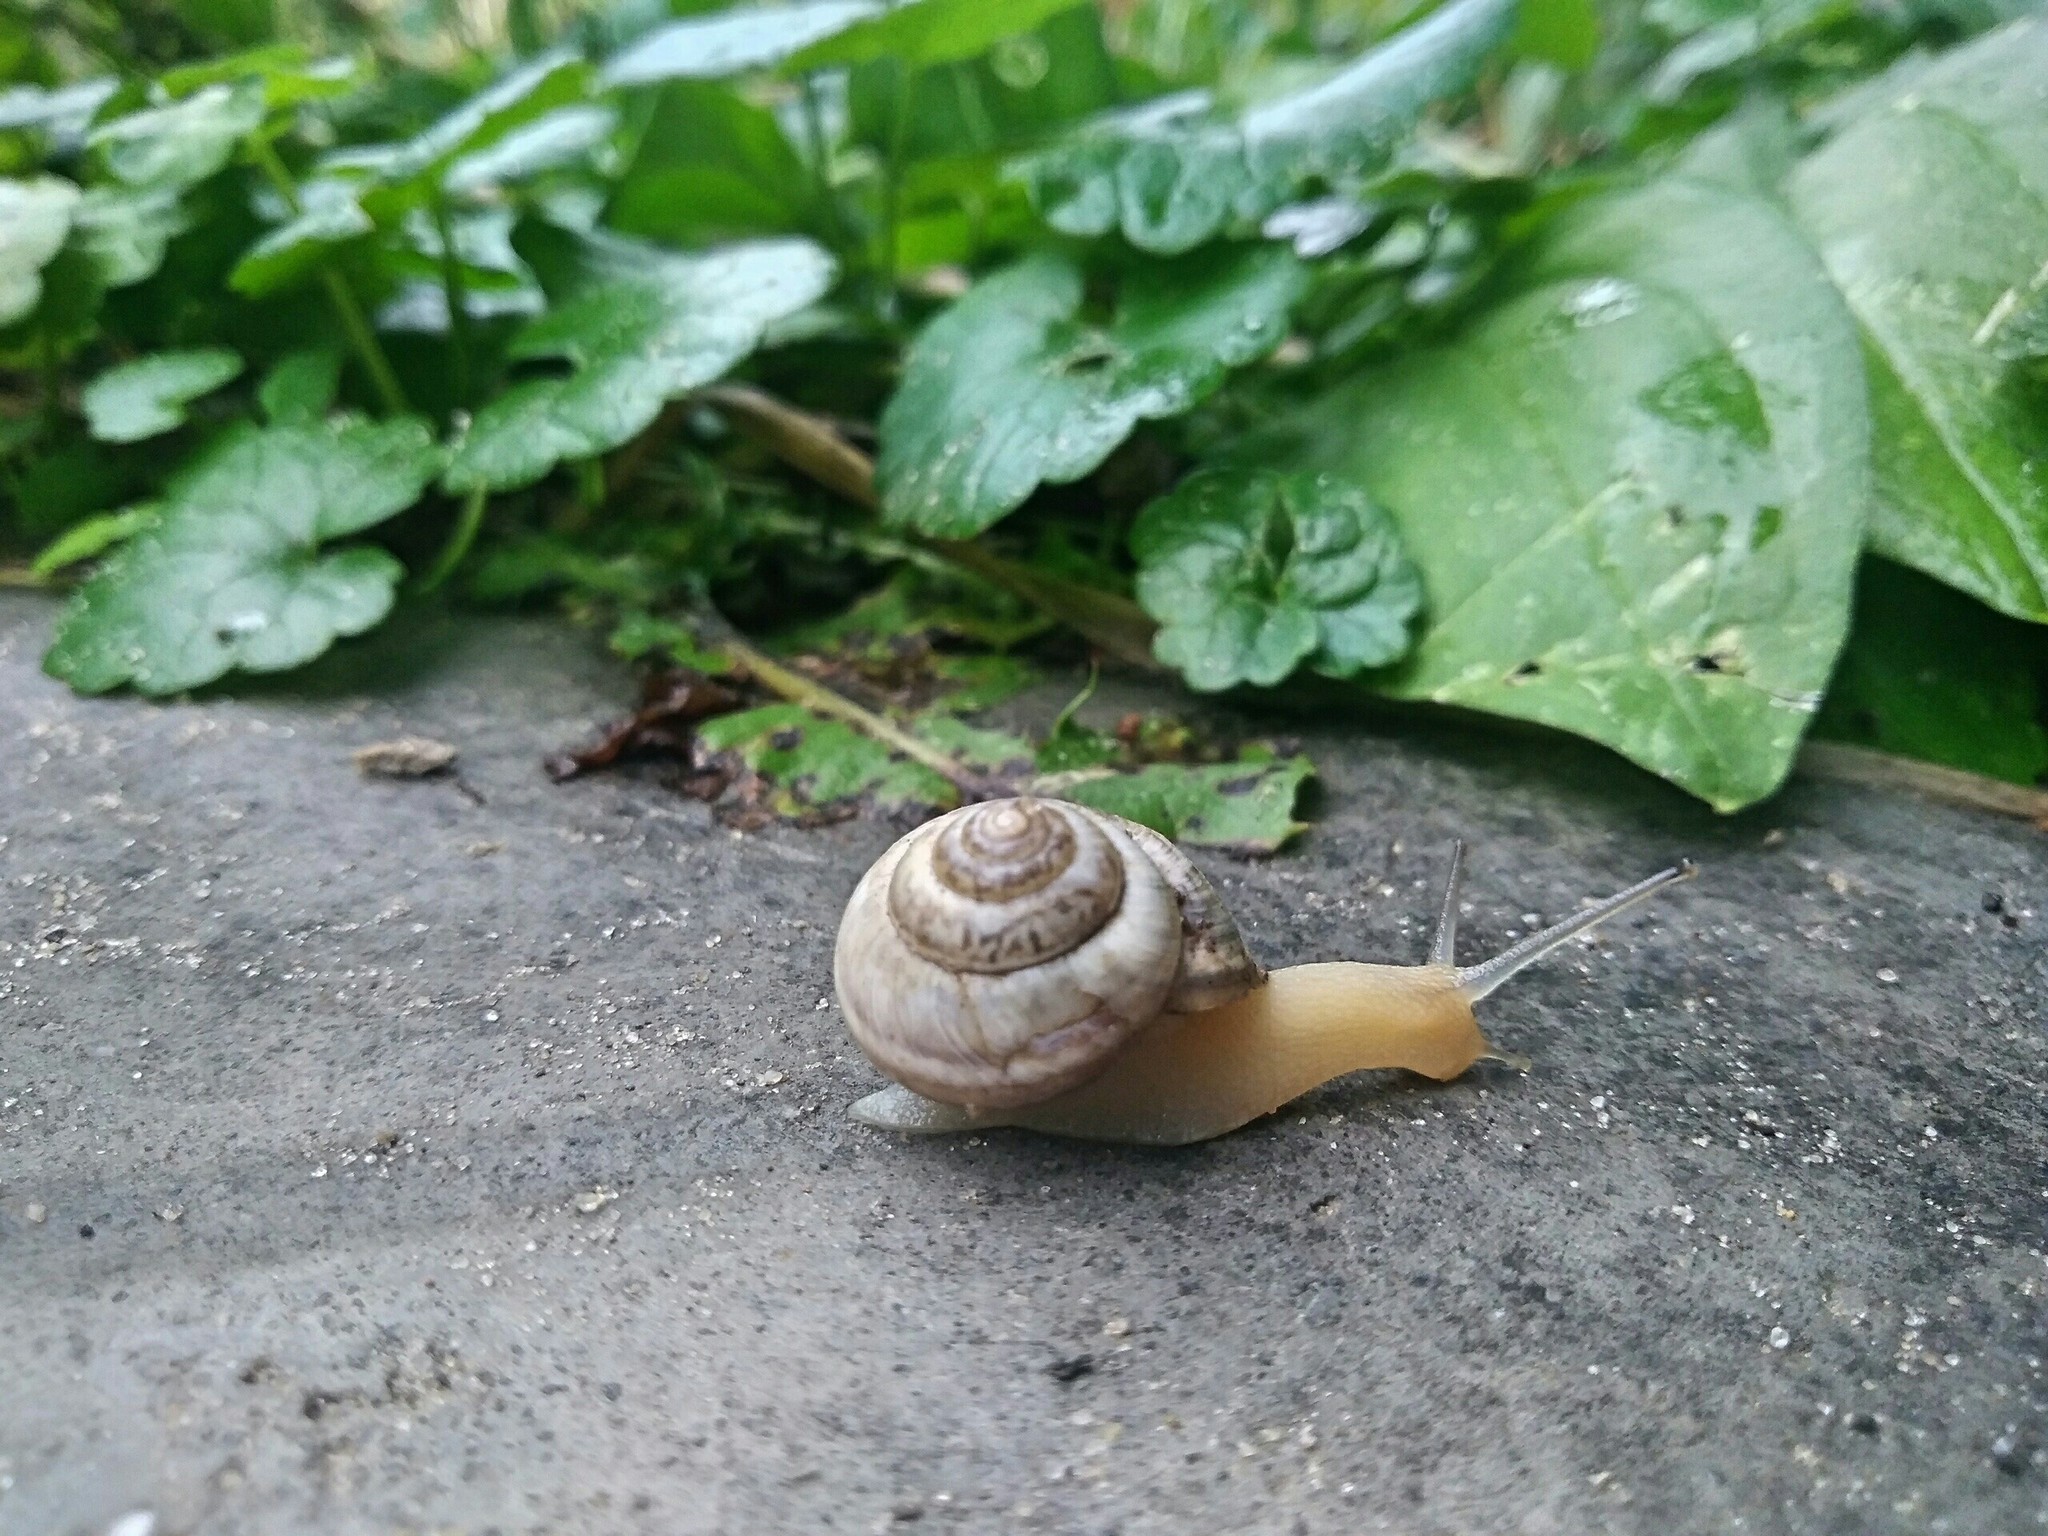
354,737 -> 459,778
545,670 -> 742,782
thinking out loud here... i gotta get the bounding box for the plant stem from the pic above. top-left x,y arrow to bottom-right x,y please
705,618 -> 1001,801
695,384 -> 1164,670
796,73 -> 854,254
1797,742 -> 2048,828
416,487 -> 487,594
879,61 -> 914,302
248,135 -> 411,419
429,192 -> 473,409
0,563 -> 47,588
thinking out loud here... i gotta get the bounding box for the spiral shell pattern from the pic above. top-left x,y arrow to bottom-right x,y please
835,798 -> 1183,1108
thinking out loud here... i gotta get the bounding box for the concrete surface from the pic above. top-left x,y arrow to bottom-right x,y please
0,591 -> 2043,1536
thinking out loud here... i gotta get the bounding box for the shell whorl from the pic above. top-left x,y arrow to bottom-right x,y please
888,797 -> 1124,975
833,798 -> 1267,1111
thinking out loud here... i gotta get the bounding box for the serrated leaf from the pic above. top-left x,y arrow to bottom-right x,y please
72,185 -> 190,287
789,0 -> 1087,69
258,346 -> 343,423
1055,756 -> 1314,853
878,246 -> 1305,537
32,507 -> 158,577
1788,19 -> 2048,622
0,176 -> 79,326
1010,0 -> 1513,254
44,418 -> 441,696
601,0 -> 882,86
1267,171 -> 1869,812
89,82 -> 265,189
444,237 -> 835,493
1133,468 -> 1422,691
696,702 -> 957,813
82,348 -> 243,442
1815,559 -> 2048,786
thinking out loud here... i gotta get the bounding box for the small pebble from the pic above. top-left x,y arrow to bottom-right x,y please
1102,1317 -> 1131,1338
1769,1327 -> 1790,1350
1876,968 -> 1899,984
574,1189 -> 617,1214
24,1201 -> 46,1224
352,738 -> 458,777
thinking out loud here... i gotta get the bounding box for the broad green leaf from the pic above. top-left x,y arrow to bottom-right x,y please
1056,755 -> 1314,853
1268,172 -> 1869,811
44,418 -> 441,696
790,0 -> 1088,69
607,81 -> 811,243
0,79 -> 117,142
82,348 -> 243,442
89,83 -> 265,189
1815,559 -> 2048,785
72,185 -> 189,287
444,237 -> 836,492
696,702 -> 957,814
1788,20 -> 2048,621
601,0 -> 881,86
157,47 -> 359,108
323,50 -> 589,193
1982,283 -> 2048,365
1515,0 -> 1599,69
0,175 -> 78,326
32,507 -> 157,577
442,103 -> 619,193
258,346 -> 342,423
229,177 -> 374,296
1132,467 -> 1422,691
1010,0 -> 1514,253
877,246 -> 1306,537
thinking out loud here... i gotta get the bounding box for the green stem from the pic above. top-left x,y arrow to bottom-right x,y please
879,62 -> 914,301
429,192 -> 473,409
796,73 -> 854,254
416,487 -> 487,594
248,135 -> 410,419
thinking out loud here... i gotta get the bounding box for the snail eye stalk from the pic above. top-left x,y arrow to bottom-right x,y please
1455,861 -> 1696,1005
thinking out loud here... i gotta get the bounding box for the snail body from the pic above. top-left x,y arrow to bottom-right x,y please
833,798 -> 1691,1146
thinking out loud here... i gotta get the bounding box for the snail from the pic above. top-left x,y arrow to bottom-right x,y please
833,797 -> 1692,1146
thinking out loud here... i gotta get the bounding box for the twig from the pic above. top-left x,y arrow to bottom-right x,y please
696,384 -> 1165,670
1797,742 -> 2048,828
0,563 -> 47,589
704,617 -> 1004,802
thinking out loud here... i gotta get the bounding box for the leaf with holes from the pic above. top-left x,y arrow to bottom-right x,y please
0,176 -> 79,326
1010,0 -> 1513,253
1265,166 -> 1868,811
1788,19 -> 2048,622
443,237 -> 835,493
1056,755 -> 1314,853
82,348 -> 243,443
44,418 -> 441,696
1133,467 -> 1422,690
877,246 -> 1305,537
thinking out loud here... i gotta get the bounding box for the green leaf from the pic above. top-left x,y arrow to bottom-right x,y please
258,346 -> 343,423
1787,19 -> 2048,621
31,506 -> 158,577
696,702 -> 957,813
81,348 -> 243,443
913,714 -> 1034,772
606,81 -> 811,243
157,47 -> 359,109
72,185 -> 189,288
1055,756 -> 1315,853
1133,467 -> 1422,691
444,236 -> 836,493
877,246 -> 1305,537
1268,171 -> 1869,811
1816,559 -> 2048,785
442,103 -> 619,194
1981,283 -> 2048,365
0,79 -> 118,141
324,50 -> 589,194
88,82 -> 265,189
44,418 -> 442,696
601,0 -> 882,86
0,175 -> 79,326
790,0 -> 1087,69
1515,0 -> 1599,69
1010,0 -> 1514,253
229,178 -> 374,296
606,613 -> 738,675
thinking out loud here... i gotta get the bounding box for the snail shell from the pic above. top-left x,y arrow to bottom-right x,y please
832,797 -> 1262,1109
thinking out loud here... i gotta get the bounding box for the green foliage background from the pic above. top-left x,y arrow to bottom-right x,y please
4,0 -> 2046,823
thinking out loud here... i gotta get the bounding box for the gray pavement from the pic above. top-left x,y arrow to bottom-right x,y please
0,591 -> 2042,1536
